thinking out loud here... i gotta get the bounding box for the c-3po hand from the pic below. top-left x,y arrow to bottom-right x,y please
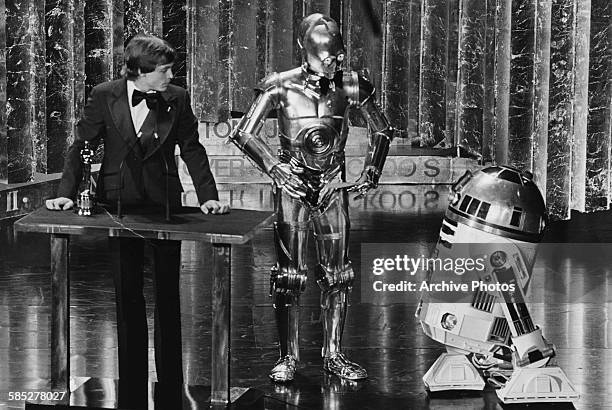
347,167 -> 379,199
270,163 -> 308,199
317,181 -> 357,209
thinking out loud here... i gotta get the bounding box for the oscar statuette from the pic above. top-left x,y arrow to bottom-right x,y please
75,141 -> 96,216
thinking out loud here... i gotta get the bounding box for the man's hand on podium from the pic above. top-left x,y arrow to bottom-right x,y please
46,197 -> 75,211
46,197 -> 230,215
200,200 -> 230,215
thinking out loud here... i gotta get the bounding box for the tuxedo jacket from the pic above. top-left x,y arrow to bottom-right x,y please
58,78 -> 218,207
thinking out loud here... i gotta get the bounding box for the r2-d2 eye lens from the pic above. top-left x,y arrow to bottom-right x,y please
490,251 -> 507,268
441,313 -> 457,330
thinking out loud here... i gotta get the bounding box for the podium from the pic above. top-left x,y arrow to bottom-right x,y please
14,206 -> 274,408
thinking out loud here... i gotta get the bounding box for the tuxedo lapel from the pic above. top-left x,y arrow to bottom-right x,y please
108,79 -> 143,157
142,89 -> 177,160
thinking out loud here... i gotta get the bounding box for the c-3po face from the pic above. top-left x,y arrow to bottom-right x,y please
299,13 -> 345,78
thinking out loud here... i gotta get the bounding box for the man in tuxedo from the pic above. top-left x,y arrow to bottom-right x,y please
46,34 -> 229,408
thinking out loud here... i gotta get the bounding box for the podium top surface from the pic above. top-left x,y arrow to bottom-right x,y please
14,207 -> 275,244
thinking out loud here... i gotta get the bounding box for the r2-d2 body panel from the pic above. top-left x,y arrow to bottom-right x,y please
418,229 -> 535,357
417,165 -> 579,403
418,166 -> 545,354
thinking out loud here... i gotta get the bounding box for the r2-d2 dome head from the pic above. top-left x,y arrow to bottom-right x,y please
298,14 -> 346,79
442,165 -> 547,271
447,165 -> 547,243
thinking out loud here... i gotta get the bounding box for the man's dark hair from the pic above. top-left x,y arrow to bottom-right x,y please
121,34 -> 176,79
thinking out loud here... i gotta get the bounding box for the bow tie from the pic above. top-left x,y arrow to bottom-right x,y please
132,90 -> 161,109
319,71 -> 344,95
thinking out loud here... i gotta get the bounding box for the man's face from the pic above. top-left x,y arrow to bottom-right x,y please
139,63 -> 174,92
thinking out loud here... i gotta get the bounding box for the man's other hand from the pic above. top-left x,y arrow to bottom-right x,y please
46,197 -> 75,211
200,200 -> 230,215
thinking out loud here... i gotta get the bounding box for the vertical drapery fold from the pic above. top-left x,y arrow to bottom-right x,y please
546,0 -> 575,219
508,0 -> 536,172
46,0 -> 75,174
384,0 -> 420,140
455,0 -> 487,157
84,0 -> 121,95
493,0 -> 512,166
32,1 -> 46,174
419,0 -> 452,147
481,0 -> 497,163
0,1 -> 7,182
6,1 -> 36,183
125,0 -> 163,38
531,0 -> 552,196
571,0 -> 591,212
163,0 -> 186,89
585,0 -> 612,212
231,0 -> 258,111
188,0 -> 220,122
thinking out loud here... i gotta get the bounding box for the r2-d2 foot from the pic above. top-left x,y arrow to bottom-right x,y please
422,348 -> 485,392
494,329 -> 579,404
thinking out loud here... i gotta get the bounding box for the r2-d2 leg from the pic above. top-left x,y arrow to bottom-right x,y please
489,246 -> 579,404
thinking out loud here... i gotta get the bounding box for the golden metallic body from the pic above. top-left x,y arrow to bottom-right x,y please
230,14 -> 394,383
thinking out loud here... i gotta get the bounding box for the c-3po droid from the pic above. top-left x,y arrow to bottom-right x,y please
416,165 -> 579,404
229,13 -> 394,383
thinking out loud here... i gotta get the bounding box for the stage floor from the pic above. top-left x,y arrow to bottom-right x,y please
0,197 -> 611,409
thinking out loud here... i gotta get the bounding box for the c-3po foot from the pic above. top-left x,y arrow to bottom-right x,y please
323,352 -> 367,380
269,355 -> 297,383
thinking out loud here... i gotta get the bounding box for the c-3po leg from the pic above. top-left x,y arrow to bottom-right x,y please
269,191 -> 309,383
313,191 -> 367,380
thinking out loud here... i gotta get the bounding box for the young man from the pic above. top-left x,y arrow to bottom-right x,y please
46,34 -> 229,408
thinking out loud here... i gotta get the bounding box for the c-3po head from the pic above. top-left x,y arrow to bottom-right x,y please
298,13 -> 346,79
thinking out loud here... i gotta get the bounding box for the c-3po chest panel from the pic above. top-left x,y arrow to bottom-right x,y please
277,84 -> 350,171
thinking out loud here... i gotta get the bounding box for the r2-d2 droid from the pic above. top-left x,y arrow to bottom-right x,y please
416,165 -> 579,404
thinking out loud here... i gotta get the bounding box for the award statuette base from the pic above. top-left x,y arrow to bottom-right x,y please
75,191 -> 96,217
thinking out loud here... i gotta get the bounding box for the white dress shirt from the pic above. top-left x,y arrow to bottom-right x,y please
127,80 -> 152,137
